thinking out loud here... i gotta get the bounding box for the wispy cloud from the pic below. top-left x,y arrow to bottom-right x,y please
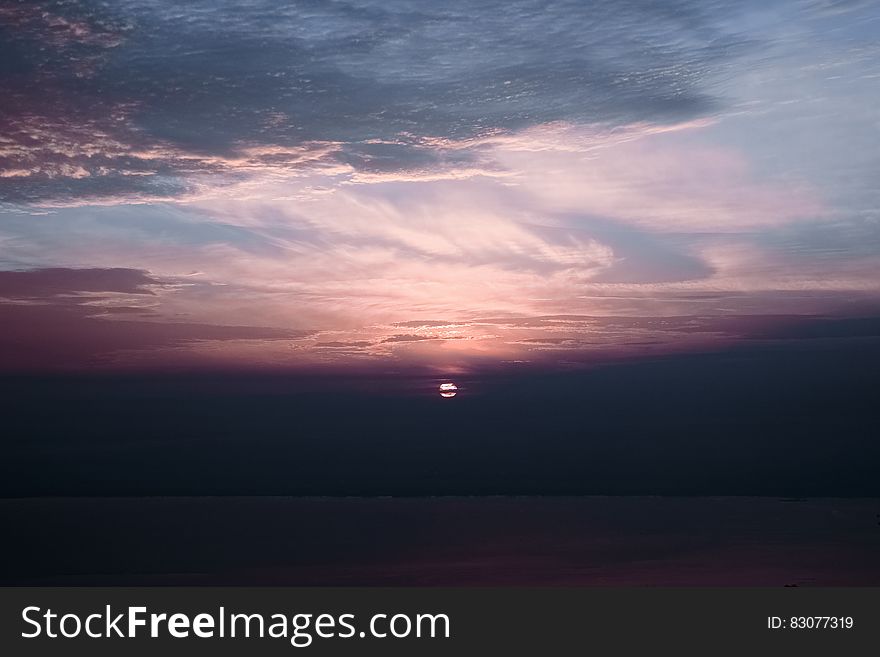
0,0 -> 746,204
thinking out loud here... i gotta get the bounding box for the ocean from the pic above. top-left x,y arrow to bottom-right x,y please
3,496 -> 878,586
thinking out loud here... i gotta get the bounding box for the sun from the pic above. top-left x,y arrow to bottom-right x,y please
439,382 -> 458,398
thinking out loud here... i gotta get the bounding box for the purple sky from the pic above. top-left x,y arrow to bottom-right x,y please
1,0 -> 879,373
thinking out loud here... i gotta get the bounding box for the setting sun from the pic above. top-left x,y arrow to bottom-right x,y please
439,382 -> 458,398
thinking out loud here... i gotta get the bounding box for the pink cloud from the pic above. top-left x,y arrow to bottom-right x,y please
490,122 -> 826,231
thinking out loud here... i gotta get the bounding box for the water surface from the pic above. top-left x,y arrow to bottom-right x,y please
3,496 -> 878,586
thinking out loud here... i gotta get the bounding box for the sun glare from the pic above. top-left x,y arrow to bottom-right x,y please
439,382 -> 458,398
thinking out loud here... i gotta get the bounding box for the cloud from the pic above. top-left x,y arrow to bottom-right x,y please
0,0 -> 748,204
485,123 -> 825,231
0,267 -> 159,298
1,266 -> 878,373
381,334 -> 441,343
392,320 -> 464,329
0,267 -> 310,371
744,315 -> 880,341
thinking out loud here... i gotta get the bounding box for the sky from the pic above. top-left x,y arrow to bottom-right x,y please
1,0 -> 879,374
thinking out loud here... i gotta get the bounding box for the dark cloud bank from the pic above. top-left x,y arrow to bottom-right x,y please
2,337 -> 878,499
0,267 -> 307,369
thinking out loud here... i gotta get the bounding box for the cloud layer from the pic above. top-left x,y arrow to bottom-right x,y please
1,0 -> 744,203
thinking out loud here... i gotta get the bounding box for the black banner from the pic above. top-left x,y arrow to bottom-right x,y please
1,588 -> 877,655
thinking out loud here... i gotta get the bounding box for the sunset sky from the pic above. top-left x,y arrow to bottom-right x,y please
2,0 -> 879,374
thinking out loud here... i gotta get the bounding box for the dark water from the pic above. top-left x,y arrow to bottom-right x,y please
2,496 -> 878,586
